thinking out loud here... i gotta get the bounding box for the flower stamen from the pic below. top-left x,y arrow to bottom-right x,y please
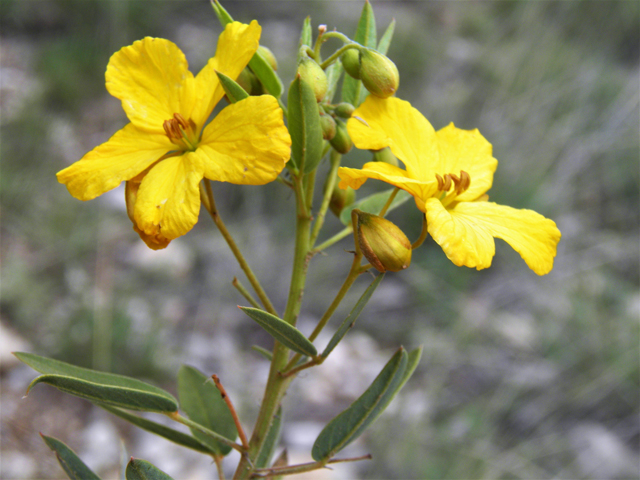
163,113 -> 199,151
436,170 -> 471,205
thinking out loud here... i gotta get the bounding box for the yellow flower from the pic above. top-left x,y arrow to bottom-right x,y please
338,96 -> 561,275
57,21 -> 291,250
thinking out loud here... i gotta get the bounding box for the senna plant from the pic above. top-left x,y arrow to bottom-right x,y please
16,1 -> 561,479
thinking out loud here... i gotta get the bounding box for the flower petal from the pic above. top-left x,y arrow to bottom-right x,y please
338,162 -> 439,212
426,198 -> 561,275
106,38 -> 195,133
191,21 -> 261,127
197,95 -> 290,185
346,96 -> 438,180
56,123 -> 173,201
435,123 -> 497,201
134,152 -> 204,242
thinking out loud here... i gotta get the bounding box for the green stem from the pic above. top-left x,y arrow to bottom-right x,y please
232,277 -> 261,309
310,150 -> 342,248
167,412 -> 245,453
379,187 -> 400,217
251,454 -> 372,478
201,181 -> 277,316
233,174 -> 312,480
312,225 -> 353,253
412,214 -> 429,250
320,42 -> 361,70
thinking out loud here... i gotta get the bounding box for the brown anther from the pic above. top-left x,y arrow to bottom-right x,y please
435,173 -> 444,190
459,170 -> 471,193
173,113 -> 189,130
442,174 -> 452,192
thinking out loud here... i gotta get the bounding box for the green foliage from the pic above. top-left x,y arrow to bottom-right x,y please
16,352 -> 178,412
41,434 -> 101,480
239,307 -> 318,357
125,459 -> 174,480
287,75 -> 324,173
217,71 -> 250,104
340,188 -> 412,225
177,366 -> 237,456
255,407 -> 284,468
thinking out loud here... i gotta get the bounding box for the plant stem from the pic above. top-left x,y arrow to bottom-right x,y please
232,277 -> 261,309
233,174 -> 312,480
312,225 -> 353,253
214,455 -> 226,480
251,454 -> 372,478
167,412 -> 245,453
411,214 -> 429,249
379,187 -> 400,217
212,374 -> 249,450
310,150 -> 342,248
201,181 -> 277,316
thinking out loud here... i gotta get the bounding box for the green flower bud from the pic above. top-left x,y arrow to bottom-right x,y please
372,147 -> 399,167
236,67 -> 263,96
257,45 -> 278,71
329,118 -> 353,154
319,112 -> 337,141
334,102 -> 356,118
359,48 -> 399,98
354,209 -> 412,272
297,56 -> 328,102
341,48 -> 361,79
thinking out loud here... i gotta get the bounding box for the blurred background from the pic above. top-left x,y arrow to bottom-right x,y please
1,1 -> 638,478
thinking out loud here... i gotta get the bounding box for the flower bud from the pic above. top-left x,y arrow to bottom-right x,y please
257,46 -> 278,71
354,209 -> 411,272
359,48 -> 399,98
297,56 -> 328,102
341,48 -> 361,79
334,102 -> 355,118
235,67 -> 263,96
329,118 -> 353,154
319,112 -> 337,141
372,147 -> 399,167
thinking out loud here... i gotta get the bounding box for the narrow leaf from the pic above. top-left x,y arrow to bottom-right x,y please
377,19 -> 396,55
41,434 -> 101,480
323,60 -> 344,103
298,16 -> 312,63
125,459 -> 173,480
239,307 -> 318,357
311,347 -> 408,461
16,353 -> 177,413
177,365 -> 237,456
216,71 -> 249,104
322,273 -> 385,358
287,75 -> 324,173
210,0 -> 233,27
255,407 -> 283,468
339,188 -> 412,225
251,345 -> 273,361
99,405 -> 215,455
249,53 -> 283,98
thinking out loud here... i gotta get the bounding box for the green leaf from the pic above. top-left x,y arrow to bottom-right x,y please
255,407 -> 283,468
377,19 -> 396,55
251,345 -> 273,361
239,307 -> 318,357
216,71 -> 249,104
324,60 -> 344,103
311,347 -> 408,461
298,16 -> 312,63
210,0 -> 233,27
99,405 -> 215,455
177,365 -> 237,456
249,53 -> 283,98
342,1 -> 377,106
322,273 -> 385,358
287,75 -> 324,174
339,188 -> 412,225
41,434 -> 101,480
16,352 -> 178,413
125,459 -> 174,480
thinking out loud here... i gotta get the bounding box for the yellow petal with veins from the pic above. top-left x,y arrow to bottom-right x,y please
338,161 -> 439,212
426,198 -> 561,275
56,123 -> 173,201
106,38 -> 195,134
346,96 -> 438,181
198,95 -> 290,185
134,152 -> 204,242
191,21 -> 261,127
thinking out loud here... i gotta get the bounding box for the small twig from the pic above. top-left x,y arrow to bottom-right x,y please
251,454 -> 372,477
212,375 -> 249,450
213,455 -> 226,480
411,214 -> 429,250
232,277 -> 261,309
166,411 -> 245,453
